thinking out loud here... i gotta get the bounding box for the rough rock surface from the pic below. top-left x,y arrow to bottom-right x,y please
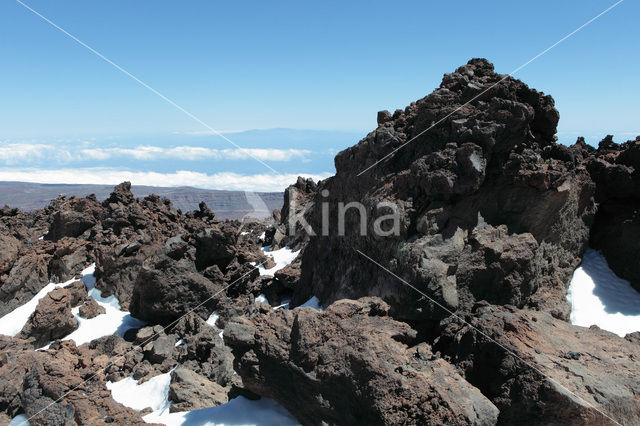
292,59 -> 595,322
436,303 -> 640,425
78,298 -> 105,319
0,337 -> 152,425
168,366 -> 228,412
584,135 -> 640,290
17,287 -> 79,347
225,297 -> 499,425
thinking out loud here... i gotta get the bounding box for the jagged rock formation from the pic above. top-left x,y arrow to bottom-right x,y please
291,59 -> 596,322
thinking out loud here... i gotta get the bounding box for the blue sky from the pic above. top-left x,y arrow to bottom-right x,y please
0,0 -> 638,191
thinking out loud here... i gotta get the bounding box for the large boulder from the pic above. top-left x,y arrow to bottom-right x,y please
45,196 -> 101,241
17,287 -> 78,347
0,253 -> 50,317
225,298 -> 499,425
129,256 -> 221,325
168,367 -> 228,412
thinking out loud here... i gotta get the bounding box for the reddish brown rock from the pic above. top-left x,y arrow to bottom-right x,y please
17,287 -> 78,347
225,297 -> 499,425
0,253 -> 50,317
168,367 -> 228,412
0,337 -> 152,425
78,298 -> 105,319
437,304 -> 640,425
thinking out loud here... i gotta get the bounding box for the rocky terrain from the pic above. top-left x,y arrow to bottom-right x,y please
0,59 -> 639,425
0,182 -> 282,220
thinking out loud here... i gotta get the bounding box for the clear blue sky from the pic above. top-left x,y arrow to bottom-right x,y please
0,0 -> 637,191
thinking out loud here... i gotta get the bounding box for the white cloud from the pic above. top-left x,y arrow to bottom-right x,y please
0,143 -> 51,165
0,143 -> 311,163
0,168 -> 332,192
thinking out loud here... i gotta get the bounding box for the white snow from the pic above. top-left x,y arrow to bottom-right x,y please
255,294 -> 269,304
142,396 -> 299,426
258,232 -> 266,240
0,264 -> 96,337
107,369 -> 173,414
258,246 -> 300,277
274,296 -> 291,311
107,368 -> 298,426
298,296 -> 323,311
9,414 -> 30,425
175,339 -> 186,347
205,312 -> 224,339
61,264 -> 145,345
567,249 -> 640,337
206,312 -> 219,328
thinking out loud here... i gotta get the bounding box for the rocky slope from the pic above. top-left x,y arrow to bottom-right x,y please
0,59 -> 639,426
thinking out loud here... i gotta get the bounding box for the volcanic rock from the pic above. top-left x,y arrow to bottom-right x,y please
17,287 -> 78,347
0,337 -> 150,425
292,58 -> 595,321
225,297 -> 499,425
168,367 -> 228,412
586,136 -> 640,290
436,304 -> 640,425
78,298 -> 105,319
129,256 -> 221,325
0,253 -> 50,317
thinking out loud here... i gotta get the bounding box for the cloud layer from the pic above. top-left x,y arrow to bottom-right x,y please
0,143 -> 310,164
0,168 -> 331,192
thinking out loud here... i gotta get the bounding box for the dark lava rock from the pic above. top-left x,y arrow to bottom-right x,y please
586,136 -> 640,290
225,297 -> 499,425
292,59 -> 595,321
129,256 -> 221,325
0,337 -> 151,425
45,196 -> 101,241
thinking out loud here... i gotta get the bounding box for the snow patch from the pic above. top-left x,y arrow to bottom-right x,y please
258,246 -> 299,277
206,312 -> 219,328
58,264 -> 145,345
299,296 -> 323,311
0,264 -> 95,337
9,414 -> 30,425
567,249 -> 640,337
255,294 -> 269,304
175,339 -> 186,347
142,396 -> 298,426
107,369 -> 174,414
